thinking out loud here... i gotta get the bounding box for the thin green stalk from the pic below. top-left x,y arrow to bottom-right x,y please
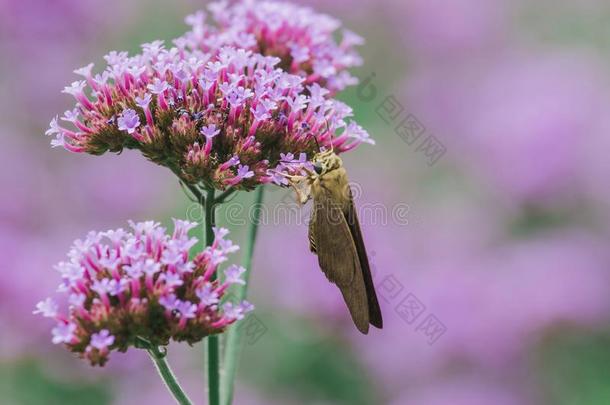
204,187 -> 221,405
170,167 -> 205,205
147,346 -> 194,405
215,187 -> 237,204
221,186 -> 264,405
204,188 -> 216,247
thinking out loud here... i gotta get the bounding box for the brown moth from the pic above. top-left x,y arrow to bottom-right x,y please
281,149 -> 383,334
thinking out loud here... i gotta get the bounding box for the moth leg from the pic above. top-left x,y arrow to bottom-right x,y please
301,166 -> 316,177
287,178 -> 311,205
273,171 -> 312,205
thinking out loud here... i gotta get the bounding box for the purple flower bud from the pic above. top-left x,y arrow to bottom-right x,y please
160,272 -> 184,288
104,50 -> 128,66
213,227 -> 230,240
222,302 -> 246,321
313,60 -> 337,78
209,249 -> 228,266
286,94 -> 308,112
124,261 -> 144,278
226,87 -> 250,108
117,109 -> 141,135
224,265 -> 246,285
45,116 -> 61,136
61,108 -> 80,123
91,279 -> 114,296
74,63 -> 95,78
308,83 -> 330,106
196,283 -> 220,307
161,246 -> 184,266
33,298 -> 59,318
239,300 -> 255,314
342,30 -> 365,47
90,329 -> 115,350
200,124 -> 220,139
236,164 -> 254,179
107,279 -> 128,296
172,219 -> 198,238
69,293 -> 86,308
99,249 -> 121,270
252,103 -> 271,122
147,78 -> 170,94
62,80 -> 86,96
173,67 -> 189,84
52,322 -> 77,344
142,41 -> 164,58
94,72 -> 110,85
175,300 -> 197,319
185,10 -> 206,27
280,152 -> 295,162
218,238 -> 239,255
129,220 -> 160,235
135,93 -> 152,109
290,44 -> 309,64
159,294 -> 179,311
142,259 -> 161,276
218,156 -> 240,172
345,122 -> 374,145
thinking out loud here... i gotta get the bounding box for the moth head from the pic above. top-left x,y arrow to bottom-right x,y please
312,149 -> 342,175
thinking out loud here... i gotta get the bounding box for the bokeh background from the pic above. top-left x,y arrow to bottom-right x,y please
2,0 -> 610,404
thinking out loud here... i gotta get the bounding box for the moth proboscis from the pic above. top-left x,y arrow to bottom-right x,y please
280,149 -> 383,334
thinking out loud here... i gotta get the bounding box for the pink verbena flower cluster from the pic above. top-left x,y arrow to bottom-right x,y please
34,219 -> 252,366
178,0 -> 364,94
47,44 -> 372,190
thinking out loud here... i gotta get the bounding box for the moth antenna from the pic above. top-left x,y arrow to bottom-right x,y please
321,116 -> 334,153
312,134 -> 321,152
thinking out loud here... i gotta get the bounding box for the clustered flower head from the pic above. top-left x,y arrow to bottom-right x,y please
177,0 -> 364,94
34,219 -> 252,366
47,42 -> 373,190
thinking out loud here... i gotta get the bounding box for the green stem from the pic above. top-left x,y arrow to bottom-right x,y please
147,347 -> 194,405
183,181 -> 205,204
203,188 -> 221,405
170,167 -> 205,204
204,188 -> 216,247
215,187 -> 237,204
221,186 -> 265,405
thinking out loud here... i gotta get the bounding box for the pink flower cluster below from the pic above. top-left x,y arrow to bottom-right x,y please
34,219 -> 252,366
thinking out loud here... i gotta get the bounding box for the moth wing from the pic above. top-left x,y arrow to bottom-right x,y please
308,206 -> 317,253
344,189 -> 383,329
312,188 -> 370,334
